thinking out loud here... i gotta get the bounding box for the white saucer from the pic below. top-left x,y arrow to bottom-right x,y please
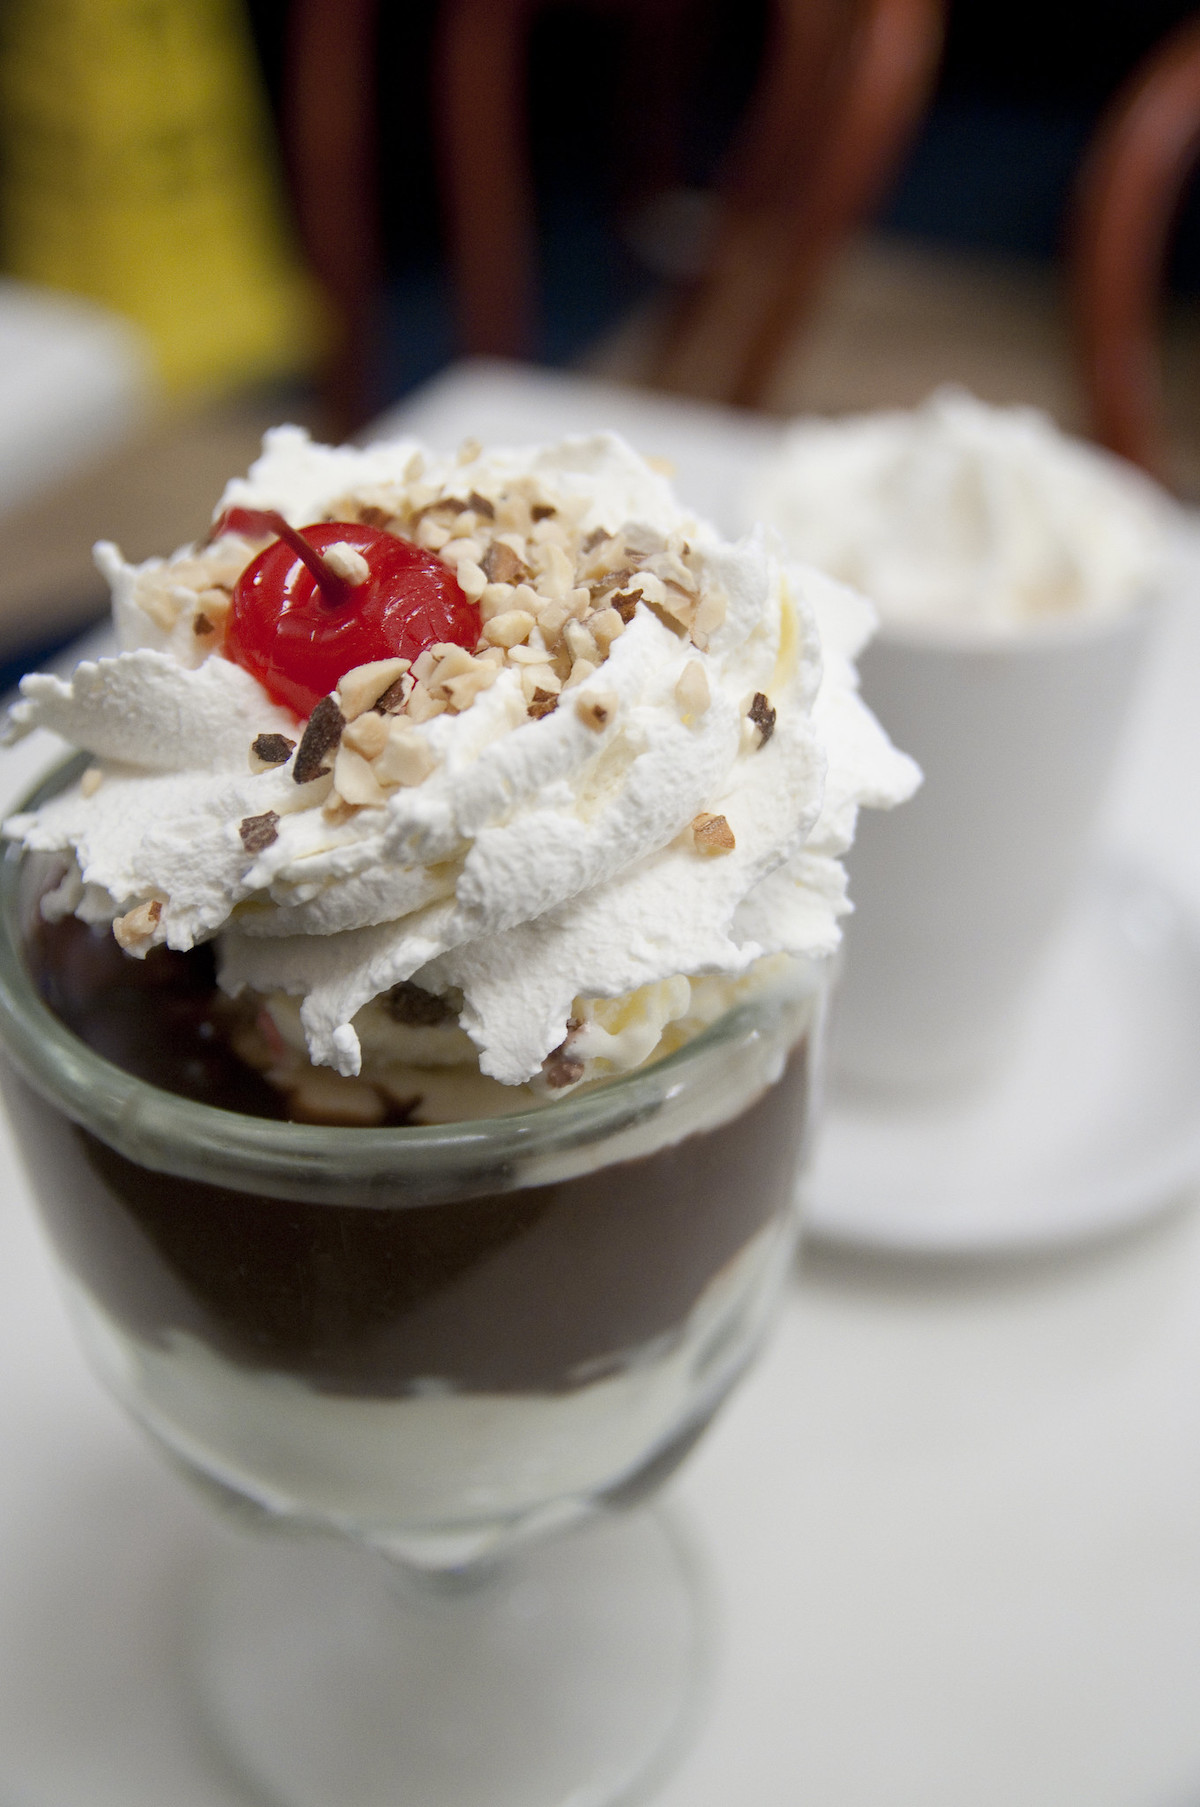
802,862 -> 1200,1255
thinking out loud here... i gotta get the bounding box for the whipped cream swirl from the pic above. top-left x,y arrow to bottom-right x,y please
5,428 -> 917,1085
751,387 -> 1172,631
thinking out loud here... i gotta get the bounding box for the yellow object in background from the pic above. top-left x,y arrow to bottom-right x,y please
0,0 -> 323,396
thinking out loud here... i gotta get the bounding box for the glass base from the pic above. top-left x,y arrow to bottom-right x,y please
191,1507 -> 712,1807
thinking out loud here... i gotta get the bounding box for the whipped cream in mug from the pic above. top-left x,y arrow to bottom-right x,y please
4,428 -> 917,1104
751,387 -> 1171,632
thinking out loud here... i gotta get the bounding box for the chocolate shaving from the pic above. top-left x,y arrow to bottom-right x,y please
530,503 -> 557,521
468,491 -> 496,519
482,541 -> 527,584
252,732 -> 296,767
623,525 -> 666,557
386,980 -> 456,1027
293,696 -> 345,783
373,676 -> 409,715
609,590 -> 640,624
542,1020 -> 584,1088
749,692 -> 776,745
193,612 -> 215,637
239,811 -> 279,854
528,688 -> 558,719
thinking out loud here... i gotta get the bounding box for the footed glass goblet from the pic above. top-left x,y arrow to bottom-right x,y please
0,768 -> 826,1807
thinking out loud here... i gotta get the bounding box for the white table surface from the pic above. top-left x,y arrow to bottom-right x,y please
3,359 -> 1200,1807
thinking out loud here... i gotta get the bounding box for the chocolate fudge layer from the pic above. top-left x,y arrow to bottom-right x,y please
27,912 -> 810,1398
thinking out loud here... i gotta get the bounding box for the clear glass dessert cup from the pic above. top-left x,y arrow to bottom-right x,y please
0,760 -> 827,1807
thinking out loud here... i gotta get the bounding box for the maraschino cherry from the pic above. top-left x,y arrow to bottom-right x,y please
217,506 -> 481,718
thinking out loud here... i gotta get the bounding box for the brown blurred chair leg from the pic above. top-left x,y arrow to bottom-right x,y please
435,0 -> 540,361
732,0 -> 944,408
613,0 -> 697,215
655,0 -> 943,408
652,0 -> 847,399
722,0 -> 848,214
284,0 -> 381,439
1072,14 -> 1200,484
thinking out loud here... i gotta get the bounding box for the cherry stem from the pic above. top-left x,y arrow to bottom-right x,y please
214,506 -> 355,607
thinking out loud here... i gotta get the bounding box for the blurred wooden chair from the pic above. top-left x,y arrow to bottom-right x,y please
285,0 -> 945,434
1072,12 -> 1200,485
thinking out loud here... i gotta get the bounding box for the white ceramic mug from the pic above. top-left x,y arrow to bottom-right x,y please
832,600 -> 1159,1093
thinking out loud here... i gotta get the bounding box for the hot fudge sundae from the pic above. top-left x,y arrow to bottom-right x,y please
0,428 -> 916,1559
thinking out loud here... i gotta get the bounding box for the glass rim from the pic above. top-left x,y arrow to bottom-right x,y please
0,757 -> 821,1200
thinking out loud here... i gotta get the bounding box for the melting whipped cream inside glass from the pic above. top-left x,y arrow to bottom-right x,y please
751,387 -> 1171,632
4,428 -> 917,1094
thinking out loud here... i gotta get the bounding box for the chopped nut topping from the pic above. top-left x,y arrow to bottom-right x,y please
690,590 -> 726,646
457,436 -> 483,465
337,658 -> 410,721
113,897 -> 163,952
343,711 -> 390,758
439,531 -> 480,567
483,608 -> 535,648
646,581 -> 697,633
590,607 -> 625,653
374,675 -> 411,715
564,619 -> 599,667
426,644 -> 477,691
374,722 -> 437,787
136,578 -> 184,632
333,744 -> 387,807
443,662 -> 499,712
481,540 -> 526,584
294,695 -> 345,783
479,582 -> 515,622
692,812 -> 735,853
575,691 -> 616,732
138,452 -> 742,790
542,1021 -> 584,1088
386,980 -> 456,1026
404,680 -> 447,724
623,524 -> 667,557
80,765 -> 103,798
323,541 -> 371,584
519,664 -> 560,703
322,792 -> 361,825
748,692 -> 776,745
675,661 -> 710,719
239,810 -> 280,854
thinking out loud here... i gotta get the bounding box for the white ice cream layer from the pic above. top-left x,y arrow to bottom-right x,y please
750,387 -> 1173,631
66,1217 -> 791,1535
4,428 -> 917,1084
